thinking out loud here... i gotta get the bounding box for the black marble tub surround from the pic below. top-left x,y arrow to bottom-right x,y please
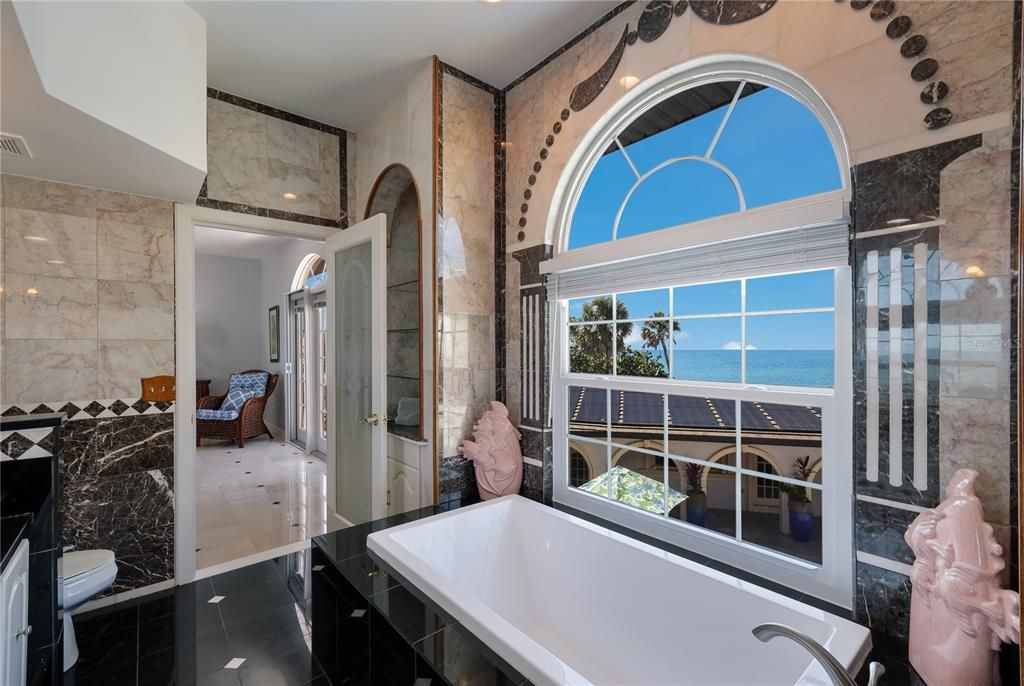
1,412 -> 65,686
312,505 -> 529,686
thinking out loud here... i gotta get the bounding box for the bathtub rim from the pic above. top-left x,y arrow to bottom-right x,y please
367,494 -> 872,686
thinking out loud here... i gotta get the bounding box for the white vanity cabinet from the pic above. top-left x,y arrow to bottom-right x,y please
386,432 -> 432,516
1,539 -> 30,686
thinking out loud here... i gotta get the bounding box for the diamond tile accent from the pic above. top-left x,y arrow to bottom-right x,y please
1,406 -> 27,417
154,401 -> 173,412
131,400 -> 152,414
30,403 -> 55,415
58,402 -> 82,418
0,432 -> 33,459
108,400 -> 130,416
82,401 -> 106,417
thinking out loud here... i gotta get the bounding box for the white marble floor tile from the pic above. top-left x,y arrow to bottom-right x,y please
195,437 -> 347,569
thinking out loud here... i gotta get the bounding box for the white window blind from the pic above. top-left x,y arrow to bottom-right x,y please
547,222 -> 849,301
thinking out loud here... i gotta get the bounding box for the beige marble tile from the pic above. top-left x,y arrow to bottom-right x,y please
938,396 -> 1011,525
387,330 -> 420,378
1,338 -> 98,404
346,131 -> 358,224
927,17 -> 1014,122
268,117 -> 320,170
1,174 -> 97,219
98,339 -> 174,398
206,98 -> 269,207
939,276 -> 1012,400
4,273 -> 97,339
267,159 -> 321,216
97,220 -> 173,284
97,280 -> 174,340
3,207 -> 97,278
318,131 -> 341,221
95,190 -> 173,230
938,148 -> 1012,279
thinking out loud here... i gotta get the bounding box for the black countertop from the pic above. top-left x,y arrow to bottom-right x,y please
1,513 -> 32,570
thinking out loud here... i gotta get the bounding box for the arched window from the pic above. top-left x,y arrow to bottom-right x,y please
549,57 -> 853,607
292,253 -> 327,291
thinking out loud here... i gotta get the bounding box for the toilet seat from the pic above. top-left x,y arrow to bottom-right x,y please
60,549 -> 117,610
63,549 -> 115,579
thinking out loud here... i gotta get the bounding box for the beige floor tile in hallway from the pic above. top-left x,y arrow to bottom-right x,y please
195,434 -> 346,568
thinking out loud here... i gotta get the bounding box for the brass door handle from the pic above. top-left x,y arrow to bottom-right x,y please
359,413 -> 389,426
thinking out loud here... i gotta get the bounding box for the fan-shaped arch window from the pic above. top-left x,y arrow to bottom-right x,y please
567,79 -> 843,251
292,253 -> 327,291
549,58 -> 853,607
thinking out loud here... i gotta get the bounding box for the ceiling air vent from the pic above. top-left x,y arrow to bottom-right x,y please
0,133 -> 32,159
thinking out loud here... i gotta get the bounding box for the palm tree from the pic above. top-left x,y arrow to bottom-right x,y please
640,312 -> 680,364
572,296 -> 631,357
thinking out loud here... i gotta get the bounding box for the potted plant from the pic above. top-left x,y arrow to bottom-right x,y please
684,462 -> 708,527
781,456 -> 820,543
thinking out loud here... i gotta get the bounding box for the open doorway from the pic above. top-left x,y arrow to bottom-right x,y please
192,225 -> 346,570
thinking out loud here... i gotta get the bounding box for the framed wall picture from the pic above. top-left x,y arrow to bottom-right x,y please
269,305 -> 280,362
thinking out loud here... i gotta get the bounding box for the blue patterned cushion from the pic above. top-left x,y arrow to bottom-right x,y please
196,408 -> 239,421
220,388 -> 257,413
228,372 -> 268,396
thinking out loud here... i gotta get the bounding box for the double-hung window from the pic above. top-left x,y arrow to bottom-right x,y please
543,61 -> 854,606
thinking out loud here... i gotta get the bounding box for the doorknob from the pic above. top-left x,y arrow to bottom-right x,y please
359,413 -> 389,426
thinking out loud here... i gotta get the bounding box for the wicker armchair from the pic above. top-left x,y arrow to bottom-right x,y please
196,369 -> 278,448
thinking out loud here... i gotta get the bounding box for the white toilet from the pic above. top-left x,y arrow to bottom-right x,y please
59,549 -> 117,670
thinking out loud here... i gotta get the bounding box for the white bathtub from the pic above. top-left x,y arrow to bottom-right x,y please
367,495 -> 871,686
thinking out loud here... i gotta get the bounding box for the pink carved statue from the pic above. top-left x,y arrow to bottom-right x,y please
905,469 -> 1020,686
458,401 -> 523,500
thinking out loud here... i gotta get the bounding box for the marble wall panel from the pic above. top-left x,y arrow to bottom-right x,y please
2,174 -> 176,595
206,97 -> 268,209
204,92 -> 347,226
98,340 -> 175,399
97,280 -> 174,341
97,220 -> 174,284
4,273 -> 97,339
3,208 -> 97,278
67,468 -> 174,594
938,396 -> 1012,525
1,175 -> 98,219
2,339 -> 98,405
939,276 -> 1013,400
95,190 -> 173,230
438,69 -> 498,466
854,563 -> 912,641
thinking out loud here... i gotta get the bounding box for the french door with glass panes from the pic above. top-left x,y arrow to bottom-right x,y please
288,290 -> 310,449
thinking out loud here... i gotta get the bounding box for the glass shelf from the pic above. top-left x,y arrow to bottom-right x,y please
387,279 -> 418,290
387,328 -> 418,333
387,374 -> 420,380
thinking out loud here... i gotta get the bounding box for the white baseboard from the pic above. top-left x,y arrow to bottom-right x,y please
74,578 -> 176,615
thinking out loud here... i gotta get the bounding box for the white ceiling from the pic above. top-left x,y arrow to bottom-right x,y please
194,225 -> 318,259
188,0 -> 619,130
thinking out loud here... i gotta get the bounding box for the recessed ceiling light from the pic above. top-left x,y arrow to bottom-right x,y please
619,75 -> 639,89
25,287 -> 38,295
480,0 -> 502,4
965,265 -> 985,277
282,192 -> 298,200
24,235 -> 48,242
46,259 -> 65,265
886,218 -> 910,226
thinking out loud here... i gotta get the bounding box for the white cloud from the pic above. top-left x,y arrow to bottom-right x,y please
722,341 -> 757,350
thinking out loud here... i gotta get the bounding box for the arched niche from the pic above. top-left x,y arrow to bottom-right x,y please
365,164 -> 424,441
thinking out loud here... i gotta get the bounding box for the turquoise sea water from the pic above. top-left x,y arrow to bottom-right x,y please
672,349 -> 833,387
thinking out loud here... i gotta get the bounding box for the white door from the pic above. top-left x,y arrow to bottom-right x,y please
1,540 -> 29,686
326,214 -> 388,525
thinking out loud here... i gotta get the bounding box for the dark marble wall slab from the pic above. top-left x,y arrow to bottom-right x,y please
60,413 -> 175,594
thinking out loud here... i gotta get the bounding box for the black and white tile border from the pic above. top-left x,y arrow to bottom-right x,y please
0,426 -> 54,461
1,399 -> 174,422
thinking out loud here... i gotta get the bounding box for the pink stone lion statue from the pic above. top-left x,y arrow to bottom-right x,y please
458,401 -> 523,500
905,468 -> 1020,686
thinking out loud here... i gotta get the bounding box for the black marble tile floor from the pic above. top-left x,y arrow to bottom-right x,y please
64,554 -> 326,686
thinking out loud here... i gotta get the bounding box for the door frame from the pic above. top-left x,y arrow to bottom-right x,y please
173,203 -> 338,585
324,213 -> 389,524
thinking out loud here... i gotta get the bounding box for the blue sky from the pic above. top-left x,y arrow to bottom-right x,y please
568,85 -> 840,352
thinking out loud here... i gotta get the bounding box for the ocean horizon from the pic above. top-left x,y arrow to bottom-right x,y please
671,349 -> 832,387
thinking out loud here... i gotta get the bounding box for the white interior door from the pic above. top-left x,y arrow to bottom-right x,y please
326,214 -> 388,525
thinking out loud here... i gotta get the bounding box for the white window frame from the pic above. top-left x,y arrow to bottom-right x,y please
545,56 -> 854,608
